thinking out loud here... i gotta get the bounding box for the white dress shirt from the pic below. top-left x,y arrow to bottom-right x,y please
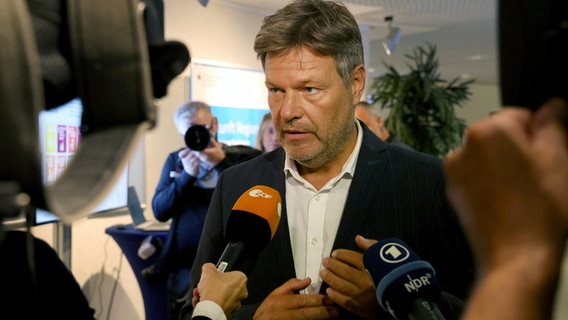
284,120 -> 363,294
192,300 -> 226,320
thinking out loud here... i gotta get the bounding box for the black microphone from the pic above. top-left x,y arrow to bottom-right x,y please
216,185 -> 281,273
363,238 -> 445,320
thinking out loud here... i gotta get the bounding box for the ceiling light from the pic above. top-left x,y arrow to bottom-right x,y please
382,16 -> 401,56
467,54 -> 484,61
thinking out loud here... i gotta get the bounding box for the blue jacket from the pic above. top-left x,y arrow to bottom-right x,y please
152,145 -> 262,269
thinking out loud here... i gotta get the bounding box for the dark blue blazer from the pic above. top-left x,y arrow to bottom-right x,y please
181,124 -> 475,320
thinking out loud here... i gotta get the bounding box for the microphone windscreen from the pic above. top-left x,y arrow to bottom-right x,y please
364,238 -> 442,315
226,185 -> 281,254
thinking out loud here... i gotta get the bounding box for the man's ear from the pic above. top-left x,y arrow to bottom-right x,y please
350,65 -> 366,105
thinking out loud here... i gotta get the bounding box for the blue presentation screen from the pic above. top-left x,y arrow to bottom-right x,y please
212,106 -> 269,147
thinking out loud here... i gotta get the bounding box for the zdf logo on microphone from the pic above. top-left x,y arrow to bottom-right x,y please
249,188 -> 273,199
379,242 -> 410,263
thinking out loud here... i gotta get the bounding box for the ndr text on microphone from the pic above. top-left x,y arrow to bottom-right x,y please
363,237 -> 446,320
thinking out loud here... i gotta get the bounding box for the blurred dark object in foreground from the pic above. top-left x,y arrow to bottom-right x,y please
499,0 -> 568,110
0,0 -> 189,226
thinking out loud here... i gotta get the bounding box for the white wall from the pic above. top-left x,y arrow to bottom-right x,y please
27,1 -> 568,320
457,84 -> 500,124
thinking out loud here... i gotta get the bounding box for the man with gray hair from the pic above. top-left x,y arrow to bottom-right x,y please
182,1 -> 474,319
355,101 -> 411,149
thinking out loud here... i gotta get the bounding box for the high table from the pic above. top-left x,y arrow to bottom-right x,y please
105,224 -> 169,320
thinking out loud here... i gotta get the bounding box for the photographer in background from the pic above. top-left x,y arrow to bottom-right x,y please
143,101 -> 261,319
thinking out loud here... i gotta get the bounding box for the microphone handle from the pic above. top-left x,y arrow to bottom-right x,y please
408,298 -> 446,320
216,241 -> 245,273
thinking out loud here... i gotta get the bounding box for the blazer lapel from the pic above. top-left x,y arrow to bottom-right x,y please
332,128 -> 390,251
271,150 -> 297,278
270,133 -> 390,277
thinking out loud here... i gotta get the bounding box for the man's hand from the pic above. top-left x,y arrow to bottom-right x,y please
198,137 -> 226,168
444,98 -> 568,320
445,99 -> 568,273
253,278 -> 338,320
178,148 -> 200,177
196,263 -> 248,319
354,234 -> 377,251
320,235 -> 381,319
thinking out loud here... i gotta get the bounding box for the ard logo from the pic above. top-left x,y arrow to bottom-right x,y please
379,242 -> 410,263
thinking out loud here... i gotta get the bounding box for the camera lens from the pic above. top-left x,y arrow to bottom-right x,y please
184,125 -> 210,151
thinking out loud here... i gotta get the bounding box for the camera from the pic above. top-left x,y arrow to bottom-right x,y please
184,125 -> 211,151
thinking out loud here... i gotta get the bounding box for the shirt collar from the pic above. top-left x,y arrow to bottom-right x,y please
283,120 -> 363,182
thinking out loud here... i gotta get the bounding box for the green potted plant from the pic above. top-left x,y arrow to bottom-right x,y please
369,43 -> 475,157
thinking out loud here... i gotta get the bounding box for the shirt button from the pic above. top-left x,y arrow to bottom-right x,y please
314,194 -> 320,201
309,284 -> 317,292
311,237 -> 318,245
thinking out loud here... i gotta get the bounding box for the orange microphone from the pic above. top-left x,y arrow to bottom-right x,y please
216,185 -> 281,273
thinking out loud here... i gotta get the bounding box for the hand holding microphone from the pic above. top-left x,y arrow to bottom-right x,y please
319,235 -> 382,319
363,237 -> 445,320
193,263 -> 248,319
192,185 -> 281,318
210,186 -> 338,319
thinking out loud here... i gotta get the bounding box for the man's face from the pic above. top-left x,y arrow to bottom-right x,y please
264,45 -> 365,169
355,106 -> 384,140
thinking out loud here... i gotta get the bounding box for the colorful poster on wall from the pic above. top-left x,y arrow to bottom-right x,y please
189,62 -> 269,147
36,98 -> 128,224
